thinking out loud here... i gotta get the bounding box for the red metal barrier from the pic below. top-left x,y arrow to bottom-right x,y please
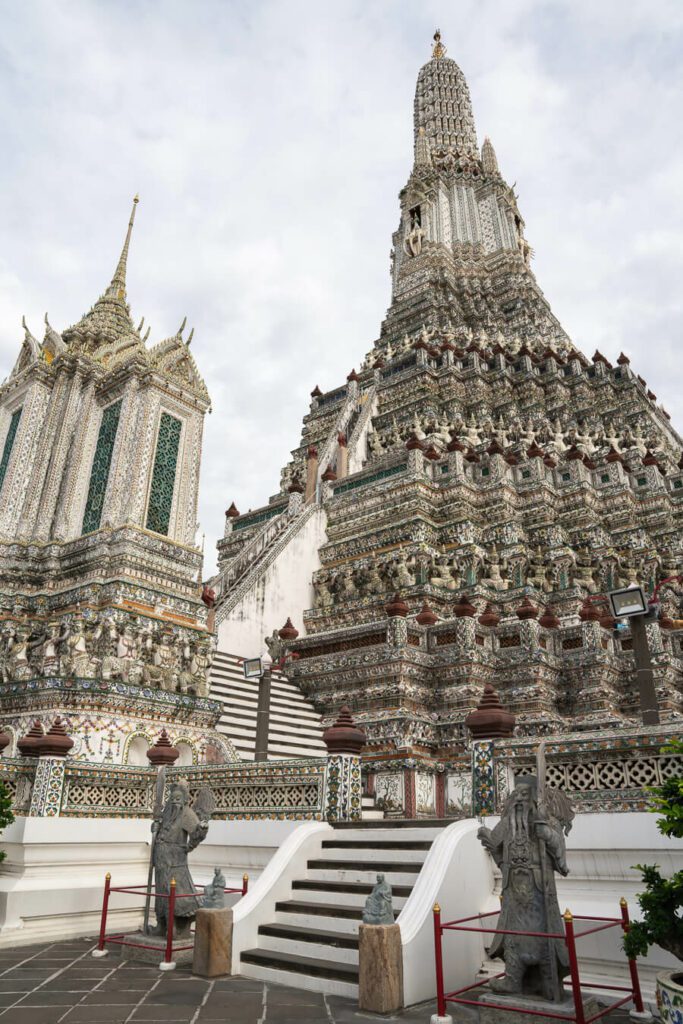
93,872 -> 250,968
432,900 -> 648,1022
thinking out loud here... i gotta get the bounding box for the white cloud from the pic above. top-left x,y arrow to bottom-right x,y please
0,0 -> 681,577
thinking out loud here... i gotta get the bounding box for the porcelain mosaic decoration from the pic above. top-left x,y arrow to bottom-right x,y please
210,34 -> 683,801
0,197 -> 229,765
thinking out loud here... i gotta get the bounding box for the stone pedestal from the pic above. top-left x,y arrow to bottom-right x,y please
479,991 -> 599,1024
118,930 -> 194,967
358,923 -> 403,1014
192,907 -> 233,978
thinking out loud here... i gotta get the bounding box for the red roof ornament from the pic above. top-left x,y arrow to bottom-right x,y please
147,730 -> 180,766
465,683 -> 516,739
539,605 -> 560,629
526,442 -> 545,460
201,585 -> 216,608
385,593 -> 409,618
38,717 -> 74,758
516,597 -> 539,620
288,477 -> 304,494
423,445 -> 440,461
446,434 -> 466,453
406,434 -> 425,451
465,448 -> 480,463
372,356 -> 386,368
453,593 -> 476,618
337,432 -> 347,447
578,598 -> 601,622
543,455 -> 557,469
487,439 -> 505,457
225,502 -> 240,518
321,466 -> 337,482
18,720 -> 44,758
565,445 -> 583,461
478,602 -> 500,627
616,352 -> 630,365
307,445 -> 318,459
346,368 -> 360,382
311,385 -> 322,398
278,617 -> 300,641
415,601 -> 438,626
322,706 -> 366,755
505,452 -> 519,466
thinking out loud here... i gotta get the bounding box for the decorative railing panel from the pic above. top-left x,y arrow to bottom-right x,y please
60,764 -> 156,818
0,754 -> 361,823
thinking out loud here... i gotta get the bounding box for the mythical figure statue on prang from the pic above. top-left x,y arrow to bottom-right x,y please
478,743 -> 575,1003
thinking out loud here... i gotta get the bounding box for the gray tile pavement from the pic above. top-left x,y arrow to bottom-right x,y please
0,938 -> 635,1023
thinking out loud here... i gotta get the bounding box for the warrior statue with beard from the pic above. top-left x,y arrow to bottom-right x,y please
478,751 -> 575,1003
151,781 -> 215,939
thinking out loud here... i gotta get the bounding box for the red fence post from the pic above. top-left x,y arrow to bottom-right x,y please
93,872 -> 111,957
163,878 -> 176,967
564,909 -> 585,1024
620,897 -> 645,1013
242,873 -> 249,896
433,903 -> 447,1018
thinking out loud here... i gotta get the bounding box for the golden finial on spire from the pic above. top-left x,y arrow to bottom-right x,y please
432,29 -> 446,60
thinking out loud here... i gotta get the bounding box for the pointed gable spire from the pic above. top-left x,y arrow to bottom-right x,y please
105,194 -> 139,302
481,136 -> 499,176
62,195 -> 142,353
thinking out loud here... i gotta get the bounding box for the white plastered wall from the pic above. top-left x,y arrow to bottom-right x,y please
0,816 -> 300,948
216,507 -> 327,656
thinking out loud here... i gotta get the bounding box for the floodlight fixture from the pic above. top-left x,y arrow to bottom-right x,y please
607,585 -> 648,619
243,657 -> 262,679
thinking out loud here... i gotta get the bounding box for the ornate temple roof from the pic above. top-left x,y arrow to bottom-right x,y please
62,196 -> 143,354
5,197 -> 210,405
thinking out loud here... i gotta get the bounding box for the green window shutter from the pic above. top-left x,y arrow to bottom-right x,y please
146,413 -> 182,535
0,408 -> 23,494
82,400 -> 122,534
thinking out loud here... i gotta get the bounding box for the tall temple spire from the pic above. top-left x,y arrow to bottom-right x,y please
414,32 -> 478,157
105,194 -> 139,302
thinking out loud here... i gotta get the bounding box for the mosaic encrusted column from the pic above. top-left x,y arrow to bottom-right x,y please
471,739 -> 495,817
28,757 -> 66,817
324,754 -> 362,822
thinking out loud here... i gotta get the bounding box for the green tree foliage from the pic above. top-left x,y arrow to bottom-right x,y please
0,781 -> 14,864
623,740 -> 683,962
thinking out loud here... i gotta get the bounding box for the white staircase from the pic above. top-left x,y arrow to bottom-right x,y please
239,821 -> 446,996
209,650 -> 327,760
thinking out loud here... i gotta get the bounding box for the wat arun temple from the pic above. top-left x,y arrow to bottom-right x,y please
213,28 -> 683,796
0,33 -> 680,798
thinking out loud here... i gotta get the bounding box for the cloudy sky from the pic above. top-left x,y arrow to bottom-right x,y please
1,0 -> 681,573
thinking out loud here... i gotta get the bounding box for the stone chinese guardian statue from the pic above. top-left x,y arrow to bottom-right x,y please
151,781 -> 215,939
477,749 -> 575,1003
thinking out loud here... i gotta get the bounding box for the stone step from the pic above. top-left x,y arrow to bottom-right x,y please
259,922 -> 359,949
238,954 -> 359,999
289,882 -> 409,910
321,838 -> 432,851
305,866 -> 420,887
333,817 -> 455,830
254,931 -> 358,965
274,899 -> 398,923
308,857 -> 423,871
328,825 -> 446,843
240,942 -> 360,983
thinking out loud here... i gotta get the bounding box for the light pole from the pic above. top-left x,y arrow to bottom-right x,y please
242,655 -> 271,763
608,585 -> 660,726
254,652 -> 272,763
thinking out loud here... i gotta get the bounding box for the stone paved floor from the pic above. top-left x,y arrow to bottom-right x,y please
0,938 -> 636,1023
